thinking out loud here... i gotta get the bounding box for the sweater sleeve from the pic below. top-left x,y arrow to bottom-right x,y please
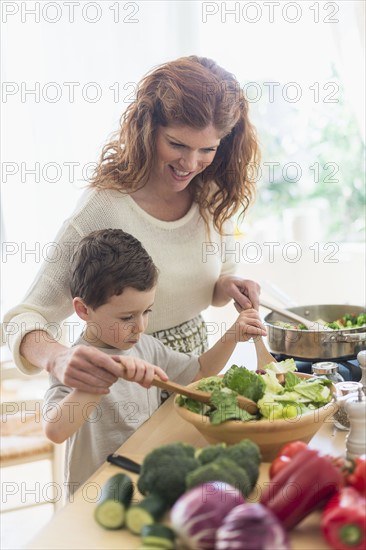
218,219 -> 239,278
2,218 -> 84,374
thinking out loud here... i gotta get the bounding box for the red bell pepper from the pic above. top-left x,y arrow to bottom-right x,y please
321,486 -> 366,550
329,455 -> 366,496
261,448 -> 343,530
346,456 -> 366,497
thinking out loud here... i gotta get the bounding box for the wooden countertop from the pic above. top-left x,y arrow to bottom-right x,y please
26,397 -> 346,550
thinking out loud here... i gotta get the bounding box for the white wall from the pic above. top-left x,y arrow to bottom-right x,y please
1,1 -> 365,316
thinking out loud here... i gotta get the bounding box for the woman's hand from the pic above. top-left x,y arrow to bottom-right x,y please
212,275 -> 261,310
115,355 -> 169,389
49,344 -> 124,394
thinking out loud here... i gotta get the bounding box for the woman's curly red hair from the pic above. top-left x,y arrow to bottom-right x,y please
90,56 -> 259,234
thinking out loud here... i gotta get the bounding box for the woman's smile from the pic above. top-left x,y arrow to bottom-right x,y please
149,124 -> 221,194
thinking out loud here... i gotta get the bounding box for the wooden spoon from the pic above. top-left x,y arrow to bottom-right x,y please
152,376 -> 258,415
254,336 -> 284,384
260,299 -> 331,331
254,336 -> 278,370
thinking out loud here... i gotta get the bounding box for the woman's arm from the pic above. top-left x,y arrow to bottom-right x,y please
21,331 -> 122,394
44,356 -> 169,443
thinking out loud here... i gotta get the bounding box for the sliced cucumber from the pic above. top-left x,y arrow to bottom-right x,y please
141,524 -> 176,549
125,494 -> 168,535
94,473 -> 134,529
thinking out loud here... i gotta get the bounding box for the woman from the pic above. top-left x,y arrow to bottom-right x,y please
4,55 -> 261,394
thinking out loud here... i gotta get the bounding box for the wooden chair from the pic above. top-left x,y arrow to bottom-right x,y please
1,358 -> 64,513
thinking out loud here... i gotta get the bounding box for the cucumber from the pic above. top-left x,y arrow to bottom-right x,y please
125,494 -> 168,535
141,524 -> 176,549
94,473 -> 134,529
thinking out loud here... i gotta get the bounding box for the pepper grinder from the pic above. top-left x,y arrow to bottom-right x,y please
357,350 -> 366,393
345,387 -> 366,460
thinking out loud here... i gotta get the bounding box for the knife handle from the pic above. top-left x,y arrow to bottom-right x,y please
107,453 -> 141,474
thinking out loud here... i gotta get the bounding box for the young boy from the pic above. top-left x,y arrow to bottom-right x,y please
43,229 -> 265,496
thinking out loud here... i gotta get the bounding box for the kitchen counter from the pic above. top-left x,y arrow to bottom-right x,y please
26,397 -> 346,550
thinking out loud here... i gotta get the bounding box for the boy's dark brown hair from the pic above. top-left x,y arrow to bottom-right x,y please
70,229 -> 159,309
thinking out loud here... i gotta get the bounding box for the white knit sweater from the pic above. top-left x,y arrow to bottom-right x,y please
4,188 -> 237,374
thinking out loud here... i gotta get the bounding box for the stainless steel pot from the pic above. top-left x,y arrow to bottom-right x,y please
264,304 -> 366,361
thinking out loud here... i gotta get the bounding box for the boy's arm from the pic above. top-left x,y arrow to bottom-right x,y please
196,309 -> 266,380
43,389 -> 103,444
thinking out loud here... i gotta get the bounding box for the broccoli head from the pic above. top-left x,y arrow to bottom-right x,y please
222,439 -> 261,490
195,443 -> 227,465
195,440 -> 261,491
185,457 -> 252,498
137,443 -> 200,506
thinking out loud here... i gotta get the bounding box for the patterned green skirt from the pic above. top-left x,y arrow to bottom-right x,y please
151,314 -> 208,354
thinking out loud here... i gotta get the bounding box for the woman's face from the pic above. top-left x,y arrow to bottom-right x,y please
149,124 -> 221,194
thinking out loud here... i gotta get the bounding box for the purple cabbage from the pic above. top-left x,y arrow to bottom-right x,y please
170,482 -> 245,550
215,502 -> 291,550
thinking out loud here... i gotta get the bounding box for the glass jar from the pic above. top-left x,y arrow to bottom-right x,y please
333,381 -> 364,431
311,361 -> 345,384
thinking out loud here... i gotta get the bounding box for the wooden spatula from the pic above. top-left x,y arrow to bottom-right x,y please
254,336 -> 278,370
260,299 -> 331,331
151,376 -> 258,415
253,336 -> 286,383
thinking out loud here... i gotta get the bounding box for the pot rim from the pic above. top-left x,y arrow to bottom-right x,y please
264,303 -> 366,333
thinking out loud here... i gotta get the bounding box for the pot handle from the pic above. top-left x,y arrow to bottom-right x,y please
323,332 -> 366,343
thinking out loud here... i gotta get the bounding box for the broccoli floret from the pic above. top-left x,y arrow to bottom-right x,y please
195,440 -> 261,491
185,457 -> 252,498
342,313 -> 358,325
195,443 -> 227,465
137,443 -> 200,506
222,440 -> 261,490
357,313 -> 366,326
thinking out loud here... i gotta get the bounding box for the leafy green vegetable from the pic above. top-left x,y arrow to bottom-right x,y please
223,365 -> 265,402
209,388 -> 256,424
284,371 -> 301,390
264,358 -> 297,374
196,376 -> 224,392
176,395 -> 211,415
257,396 -> 309,420
260,370 -> 283,394
290,379 -> 331,403
177,359 -> 334,425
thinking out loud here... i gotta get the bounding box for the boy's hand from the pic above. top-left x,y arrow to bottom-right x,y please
115,355 -> 169,389
229,308 -> 267,342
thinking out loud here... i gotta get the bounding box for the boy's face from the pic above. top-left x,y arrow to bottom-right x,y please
78,286 -> 156,350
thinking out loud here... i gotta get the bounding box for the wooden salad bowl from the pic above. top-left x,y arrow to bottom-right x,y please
173,373 -> 337,462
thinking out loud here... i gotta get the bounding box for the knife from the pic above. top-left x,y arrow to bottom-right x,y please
107,453 -> 141,474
